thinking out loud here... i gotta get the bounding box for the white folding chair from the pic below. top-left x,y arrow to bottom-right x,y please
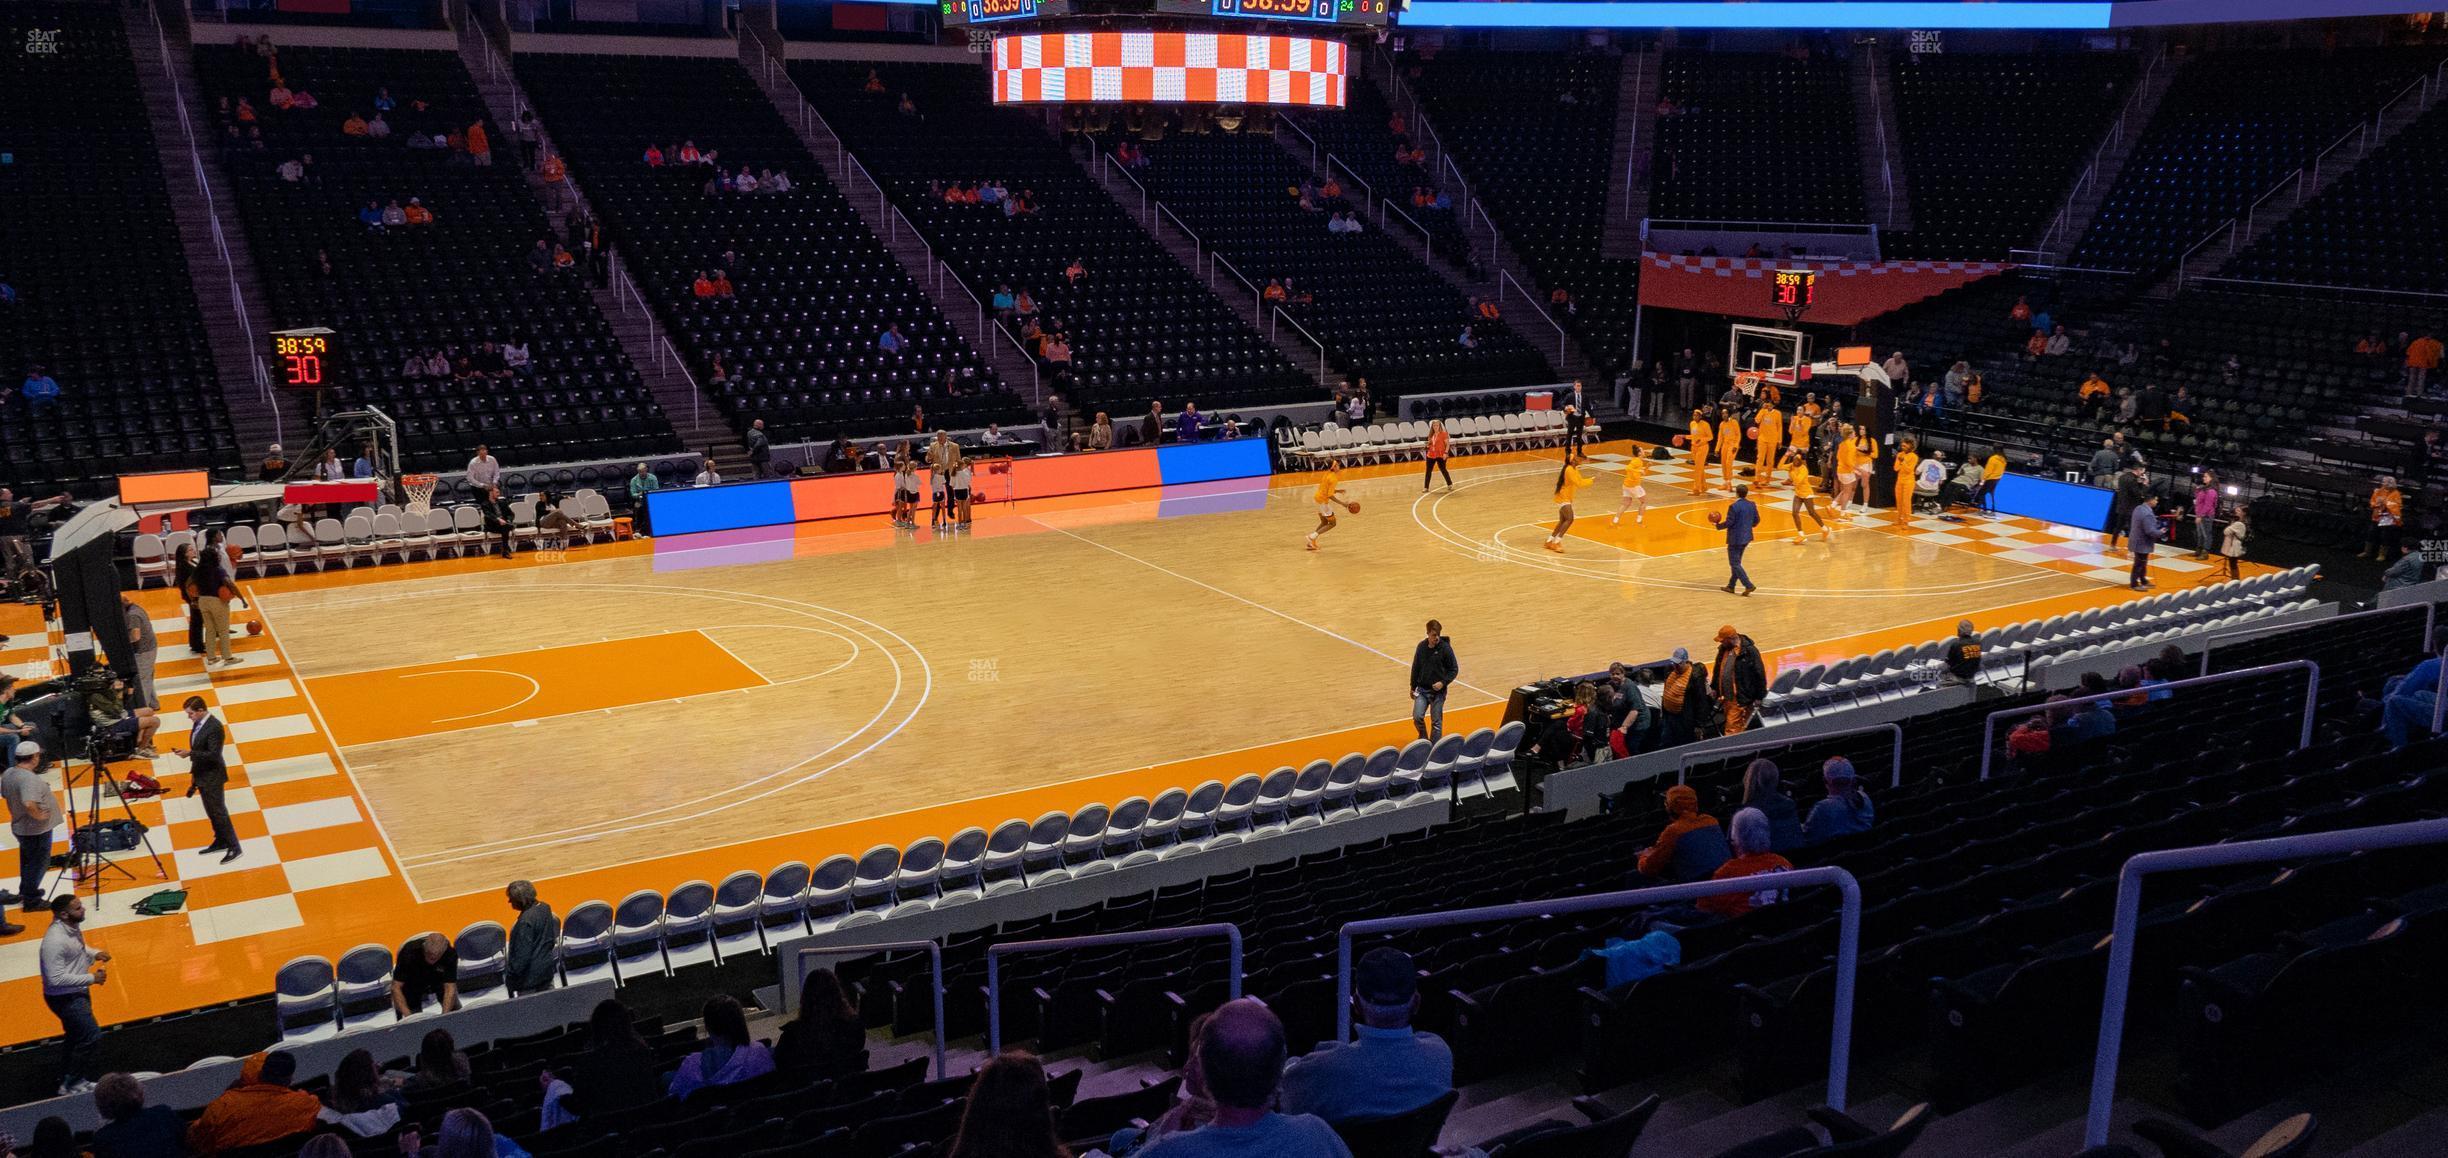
370,512 -> 407,564
132,534 -> 169,587
252,524 -> 296,575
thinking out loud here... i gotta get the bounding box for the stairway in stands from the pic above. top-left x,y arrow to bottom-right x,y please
1599,42 -> 1660,260
1852,47 -> 1913,235
2030,51 -> 2183,263
740,29 -> 1045,404
122,0 -> 298,460
450,16 -> 750,475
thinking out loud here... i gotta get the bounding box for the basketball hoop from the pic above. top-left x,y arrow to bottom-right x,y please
401,473 -> 439,514
1732,371 -> 1766,399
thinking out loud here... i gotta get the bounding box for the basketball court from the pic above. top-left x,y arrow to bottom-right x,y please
0,438 -> 2261,1044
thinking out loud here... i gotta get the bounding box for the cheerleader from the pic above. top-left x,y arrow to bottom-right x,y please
1850,426 -> 1877,515
890,446 -> 920,529
951,452 -> 975,528
1829,422 -> 1863,515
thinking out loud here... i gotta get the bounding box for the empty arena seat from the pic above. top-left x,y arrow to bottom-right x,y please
555,898 -> 616,986
272,955 -> 339,1040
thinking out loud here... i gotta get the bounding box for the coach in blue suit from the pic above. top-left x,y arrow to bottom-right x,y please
1720,484 -> 1759,596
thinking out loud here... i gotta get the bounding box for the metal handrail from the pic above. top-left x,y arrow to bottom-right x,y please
1271,306 -> 1330,386
1157,203 -> 1204,266
2039,48 -> 2167,259
1326,153 -> 1373,215
1679,722 -> 1904,790
145,2 -> 265,397
1335,869 -> 1864,1110
889,204 -> 929,273
1212,252 -> 1261,320
1106,151 -> 1153,221
1280,115 -> 1320,170
1645,218 -> 1880,234
988,923 -> 1242,1054
1472,199 -> 1499,263
2082,819 -> 2448,1149
844,154 -> 887,218
1383,202 -> 1431,259
943,262 -> 987,340
1623,47 -> 1647,221
2197,603 -> 2427,679
1976,660 -> 2317,780
997,323 -> 1042,406
795,943 -> 944,1079
1497,269 -> 1568,365
2188,274 -> 2448,302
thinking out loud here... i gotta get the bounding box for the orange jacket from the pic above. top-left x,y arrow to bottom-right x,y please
186,1083 -> 323,1156
1638,786 -> 1720,878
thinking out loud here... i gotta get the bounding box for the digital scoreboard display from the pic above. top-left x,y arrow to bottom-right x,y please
1771,268 -> 1816,310
943,0 -> 1041,23
270,327 -> 338,391
1160,0 -> 1391,23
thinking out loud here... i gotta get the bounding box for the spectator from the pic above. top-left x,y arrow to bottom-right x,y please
1138,999 -> 1350,1158
392,932 -> 460,1016
321,1048 -> 405,1137
2127,497 -> 2167,590
2086,439 -> 2119,489
1636,784 -> 1728,883
1711,624 -> 1766,735
403,198 -> 433,225
21,366 -> 61,411
629,464 -> 661,536
2377,643 -> 2443,749
527,239 -> 552,273
1066,258 -> 1087,284
2406,330 -> 2441,395
1699,807 -> 1793,917
1457,326 -> 1477,350
1278,946 -> 1452,1124
2005,712 -> 2052,769
1738,758 -> 1806,852
709,269 -> 734,297
382,199 -> 406,228
1800,757 -> 1874,845
693,271 -> 717,299
400,1107 -> 528,1158
775,967 -> 867,1080
666,995 -> 775,1102
2078,372 -> 2110,417
503,879 -> 556,996
466,120 -> 491,167
394,1028 -> 471,1094
2190,471 -> 2221,559
276,155 -> 306,183
342,110 -> 369,136
644,142 -> 664,166
2052,693 -> 2117,752
2361,475 -> 2404,561
503,338 -> 532,376
185,1051 -> 322,1157
947,1053 -> 1067,1158
366,110 -> 390,139
90,1071 -> 187,1158
1658,646 -> 1711,747
1042,333 -> 1070,364
1942,619 -> 1983,684
878,323 -> 906,354
543,1000 -> 660,1121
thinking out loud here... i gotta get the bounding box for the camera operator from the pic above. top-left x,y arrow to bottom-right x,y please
77,666 -> 159,762
0,488 -> 69,578
0,675 -> 53,767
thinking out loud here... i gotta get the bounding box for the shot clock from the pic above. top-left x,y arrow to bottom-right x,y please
1770,268 -> 1816,311
270,326 -> 339,391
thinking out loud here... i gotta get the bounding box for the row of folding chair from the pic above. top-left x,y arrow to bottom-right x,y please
1285,411 -> 1565,466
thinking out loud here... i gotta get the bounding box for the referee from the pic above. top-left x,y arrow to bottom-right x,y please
1410,620 -> 1458,741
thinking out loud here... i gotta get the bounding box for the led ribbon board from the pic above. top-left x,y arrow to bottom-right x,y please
992,31 -> 1348,106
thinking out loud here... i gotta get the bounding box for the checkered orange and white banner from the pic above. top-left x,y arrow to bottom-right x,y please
991,31 -> 1347,107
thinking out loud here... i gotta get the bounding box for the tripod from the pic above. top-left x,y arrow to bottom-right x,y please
51,730 -> 170,898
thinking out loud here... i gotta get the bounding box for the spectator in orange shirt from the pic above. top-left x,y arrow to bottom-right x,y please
1636,784 -> 1729,884
1471,296 -> 1499,321
2407,331 -> 2443,394
692,271 -> 717,299
401,198 -> 433,225
185,1051 -> 323,1156
710,270 -> 735,297
466,120 -> 491,167
341,111 -> 368,136
2362,475 -> 2405,560
1263,279 -> 1286,303
1065,258 -> 1087,284
1699,807 -> 1793,917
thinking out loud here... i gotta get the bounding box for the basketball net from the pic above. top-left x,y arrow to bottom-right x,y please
402,473 -> 439,515
1732,371 -> 1767,399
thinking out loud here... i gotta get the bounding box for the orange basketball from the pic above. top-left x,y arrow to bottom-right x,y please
246,620 -> 265,637
1708,511 -> 1724,526
1346,500 -> 1362,514
1671,434 -> 1688,448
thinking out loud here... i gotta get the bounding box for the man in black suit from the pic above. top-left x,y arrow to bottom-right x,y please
173,696 -> 240,864
478,485 -> 517,559
503,879 -> 558,996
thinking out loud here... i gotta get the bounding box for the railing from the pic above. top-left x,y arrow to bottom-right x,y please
1976,661 -> 2317,780
1497,269 -> 1569,365
1679,722 -> 1904,790
2197,604 -> 2427,679
1326,154 -> 1373,217
1472,200 -> 1499,265
2037,48 -> 2168,260
2174,61 -> 2442,293
1863,53 -> 1895,228
1622,47 -> 1647,221
1271,307 -> 1330,386
2081,819 -> 2448,1149
1334,869 -> 1865,1111
843,155 -> 888,220
1383,202 -> 1431,260
998,324 -> 1042,407
1106,151 -> 1153,222
942,261 -> 988,342
1280,115 -> 1321,171
795,943 -> 944,1079
1157,203 -> 1204,268
987,924 -> 1243,1054
1213,252 -> 1261,321
888,204 -> 930,274
740,27 -> 847,172
143,1 -> 271,413
2189,275 -> 2448,303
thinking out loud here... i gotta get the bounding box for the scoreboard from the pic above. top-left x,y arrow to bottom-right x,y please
1771,268 -> 1816,311
269,326 -> 339,391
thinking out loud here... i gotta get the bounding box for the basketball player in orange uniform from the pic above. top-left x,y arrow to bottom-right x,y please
1751,400 -> 1783,489
1892,437 -> 1920,518
1687,409 -> 1714,495
1716,409 -> 1742,495
1789,403 -> 1814,461
1612,455 -> 1648,525
1547,458 -> 1595,551
1305,461 -> 1354,551
1830,422 -> 1863,516
1783,448 -> 1832,544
